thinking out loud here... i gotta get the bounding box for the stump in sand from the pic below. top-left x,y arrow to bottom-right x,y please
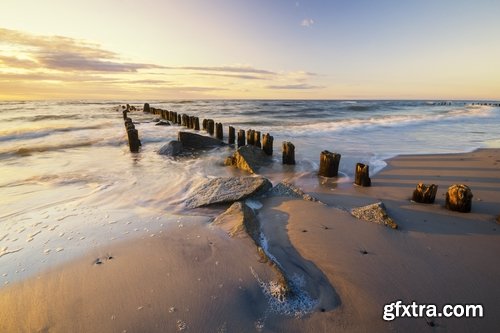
412,183 -> 438,203
262,133 -> 273,156
354,163 -> 371,186
318,150 -> 341,177
282,141 -> 295,165
228,126 -> 235,144
254,131 -> 261,148
237,129 -> 246,148
445,184 -> 473,213
215,122 -> 223,140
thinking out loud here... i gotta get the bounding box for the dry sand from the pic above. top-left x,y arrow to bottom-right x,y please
1,149 -> 499,332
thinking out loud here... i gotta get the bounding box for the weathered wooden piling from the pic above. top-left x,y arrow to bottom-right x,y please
122,110 -> 128,120
247,129 -> 255,145
354,163 -> 371,186
445,184 -> 473,212
215,122 -> 223,140
202,119 -> 208,130
282,141 -> 295,165
412,183 -> 437,203
237,129 -> 246,147
254,131 -> 261,148
207,119 -> 215,136
189,116 -> 195,129
181,114 -> 188,127
318,150 -> 341,177
228,126 -> 235,144
194,117 -> 200,130
143,103 -> 150,113
127,128 -> 141,153
262,133 -> 273,155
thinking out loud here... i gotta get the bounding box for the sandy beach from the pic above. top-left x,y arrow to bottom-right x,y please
1,148 -> 499,332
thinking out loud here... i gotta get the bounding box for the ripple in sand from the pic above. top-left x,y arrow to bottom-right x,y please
0,247 -> 23,258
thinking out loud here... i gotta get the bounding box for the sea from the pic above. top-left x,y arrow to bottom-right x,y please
1,100 -> 499,284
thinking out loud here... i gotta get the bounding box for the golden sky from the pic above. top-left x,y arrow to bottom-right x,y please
1,0 -> 499,100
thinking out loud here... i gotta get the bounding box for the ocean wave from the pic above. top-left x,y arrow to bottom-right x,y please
0,124 -> 108,142
0,140 -> 99,158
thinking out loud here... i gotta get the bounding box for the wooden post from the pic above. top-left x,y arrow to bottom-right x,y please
254,131 -> 261,148
202,119 -> 208,130
319,150 -> 341,177
207,119 -> 215,136
189,116 -> 195,129
194,117 -> 200,130
127,128 -> 141,153
216,122 -> 223,140
177,114 -> 181,125
122,110 -> 128,120
247,129 -> 255,145
262,133 -> 273,155
412,183 -> 437,203
143,103 -> 150,113
228,126 -> 235,144
354,162 -> 371,186
445,184 -> 473,212
237,129 -> 245,147
282,141 -> 295,165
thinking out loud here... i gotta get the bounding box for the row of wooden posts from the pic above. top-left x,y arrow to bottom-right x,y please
126,103 -> 372,186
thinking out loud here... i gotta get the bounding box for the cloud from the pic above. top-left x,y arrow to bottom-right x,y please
266,83 -> 323,90
163,65 -> 276,76
195,72 -> 267,80
0,27 -> 161,72
300,18 -> 315,27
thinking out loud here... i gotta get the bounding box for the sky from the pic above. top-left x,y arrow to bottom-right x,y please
0,0 -> 499,100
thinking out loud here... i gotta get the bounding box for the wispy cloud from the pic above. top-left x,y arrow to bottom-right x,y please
266,83 -> 323,90
0,28 -> 161,73
164,65 -> 276,76
300,18 -> 315,28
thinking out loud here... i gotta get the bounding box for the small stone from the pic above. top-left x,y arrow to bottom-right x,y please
351,202 -> 398,229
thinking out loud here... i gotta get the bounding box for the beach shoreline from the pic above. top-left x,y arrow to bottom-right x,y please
1,147 -> 499,332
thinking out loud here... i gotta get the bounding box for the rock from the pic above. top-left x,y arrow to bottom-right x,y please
445,184 -> 473,213
155,120 -> 170,126
177,131 -> 224,150
224,145 -> 272,174
158,141 -> 183,156
212,202 -> 260,242
184,176 -> 272,208
267,181 -> 320,203
412,183 -> 438,203
351,202 -> 398,229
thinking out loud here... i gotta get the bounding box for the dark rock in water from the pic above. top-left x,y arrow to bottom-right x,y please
213,202 -> 261,242
184,176 -> 272,208
224,145 -> 272,174
267,181 -> 320,203
155,120 -> 171,126
177,131 -> 225,150
412,183 -> 438,203
351,202 -> 398,229
445,184 -> 473,212
158,140 -> 183,156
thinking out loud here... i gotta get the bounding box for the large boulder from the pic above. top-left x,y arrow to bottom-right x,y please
178,131 -> 224,150
212,202 -> 260,242
184,176 -> 272,208
445,184 -> 473,213
351,202 -> 398,229
158,140 -> 183,156
224,145 -> 272,174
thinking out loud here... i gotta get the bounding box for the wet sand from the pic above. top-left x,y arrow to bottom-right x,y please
1,149 -> 499,332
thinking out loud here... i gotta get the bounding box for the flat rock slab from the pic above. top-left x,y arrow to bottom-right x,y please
184,176 -> 272,208
224,145 -> 272,174
351,202 -> 398,229
178,131 -> 225,150
266,181 -> 320,203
